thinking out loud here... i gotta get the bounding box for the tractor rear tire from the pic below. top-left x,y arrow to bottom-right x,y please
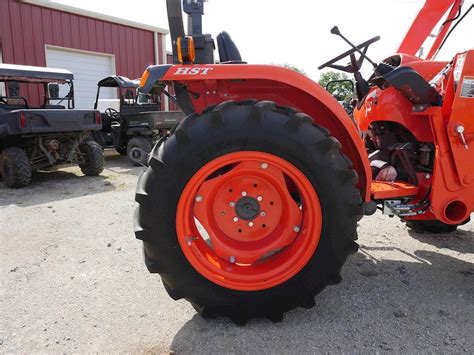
78,141 -> 104,176
1,147 -> 32,188
406,220 -> 458,234
135,101 -> 363,324
127,136 -> 152,166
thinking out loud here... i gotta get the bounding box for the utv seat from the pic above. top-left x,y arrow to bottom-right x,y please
373,66 -> 441,106
216,31 -> 245,64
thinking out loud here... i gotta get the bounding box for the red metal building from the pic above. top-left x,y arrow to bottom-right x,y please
0,0 -> 168,108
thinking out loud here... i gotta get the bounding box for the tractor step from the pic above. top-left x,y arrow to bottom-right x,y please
371,181 -> 419,200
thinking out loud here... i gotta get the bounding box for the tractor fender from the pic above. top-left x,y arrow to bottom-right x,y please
141,64 -> 372,201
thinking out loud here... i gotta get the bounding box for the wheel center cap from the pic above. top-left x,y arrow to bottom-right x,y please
235,196 -> 261,221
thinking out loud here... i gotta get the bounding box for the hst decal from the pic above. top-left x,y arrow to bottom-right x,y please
174,67 -> 214,75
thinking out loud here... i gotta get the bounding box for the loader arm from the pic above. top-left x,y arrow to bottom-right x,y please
398,0 -> 463,59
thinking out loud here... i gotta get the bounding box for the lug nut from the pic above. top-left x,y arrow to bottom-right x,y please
229,202 -> 236,207
241,191 -> 247,197
260,211 -> 266,217
248,222 -> 254,227
195,195 -> 203,202
257,196 -> 263,202
293,226 -> 301,233
229,256 -> 236,264
261,163 -> 268,169
233,217 -> 239,223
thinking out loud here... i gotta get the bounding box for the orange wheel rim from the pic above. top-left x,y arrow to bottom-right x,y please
176,151 -> 322,291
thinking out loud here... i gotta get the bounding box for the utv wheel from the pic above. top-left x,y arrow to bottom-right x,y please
127,136 -> 152,166
406,220 -> 458,234
1,147 -> 32,188
135,101 -> 363,324
78,141 -> 104,176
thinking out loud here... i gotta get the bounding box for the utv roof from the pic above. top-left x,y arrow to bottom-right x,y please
0,63 -> 74,83
97,76 -> 140,89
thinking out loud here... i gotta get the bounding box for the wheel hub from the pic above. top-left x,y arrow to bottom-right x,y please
235,196 -> 261,220
176,151 -> 322,291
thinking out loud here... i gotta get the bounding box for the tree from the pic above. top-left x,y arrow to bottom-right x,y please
318,71 -> 354,102
280,64 -> 306,75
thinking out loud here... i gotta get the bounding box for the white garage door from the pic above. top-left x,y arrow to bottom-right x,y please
45,47 -> 116,109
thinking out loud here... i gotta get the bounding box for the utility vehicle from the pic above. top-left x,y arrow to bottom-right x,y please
93,76 -> 184,165
135,0 -> 473,324
0,64 -> 104,188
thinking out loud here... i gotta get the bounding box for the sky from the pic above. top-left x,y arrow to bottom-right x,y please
54,0 -> 473,80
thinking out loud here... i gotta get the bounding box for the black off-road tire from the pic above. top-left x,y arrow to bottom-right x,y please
134,100 -> 363,324
1,147 -> 32,188
406,220 -> 459,234
127,136 -> 152,166
78,141 -> 104,176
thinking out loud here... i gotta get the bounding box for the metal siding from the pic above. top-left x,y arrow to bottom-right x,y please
103,22 -> 113,54
51,11 -> 63,46
9,2 -> 25,64
42,10 -> 54,47
138,29 -> 146,69
79,16 -> 89,50
32,6 -> 46,66
1,0 -> 160,106
21,6 -> 34,63
132,29 -> 140,75
111,24 -> 121,71
70,15 -> 81,49
87,18 -> 97,52
60,13 -> 70,48
125,28 -> 134,75
0,1 -> 14,63
95,21 -> 105,53
21,5 -> 40,103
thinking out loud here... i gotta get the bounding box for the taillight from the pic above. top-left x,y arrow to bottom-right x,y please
19,112 -> 27,128
95,111 -> 102,125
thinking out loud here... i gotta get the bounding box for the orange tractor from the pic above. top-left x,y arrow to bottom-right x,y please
135,0 -> 473,324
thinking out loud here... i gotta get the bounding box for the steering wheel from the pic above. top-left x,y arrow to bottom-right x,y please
105,108 -> 120,120
318,33 -> 381,73
0,97 -> 8,105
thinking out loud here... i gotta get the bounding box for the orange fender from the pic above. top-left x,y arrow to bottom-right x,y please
143,64 -> 372,201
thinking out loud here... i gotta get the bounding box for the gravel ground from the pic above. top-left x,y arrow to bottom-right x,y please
1,152 -> 473,354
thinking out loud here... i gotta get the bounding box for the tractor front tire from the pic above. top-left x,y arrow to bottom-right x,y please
127,136 -> 152,166
135,101 -> 363,324
78,141 -> 104,176
1,147 -> 32,188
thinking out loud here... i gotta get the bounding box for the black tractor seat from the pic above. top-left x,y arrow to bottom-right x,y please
216,31 -> 246,64
372,66 -> 441,106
